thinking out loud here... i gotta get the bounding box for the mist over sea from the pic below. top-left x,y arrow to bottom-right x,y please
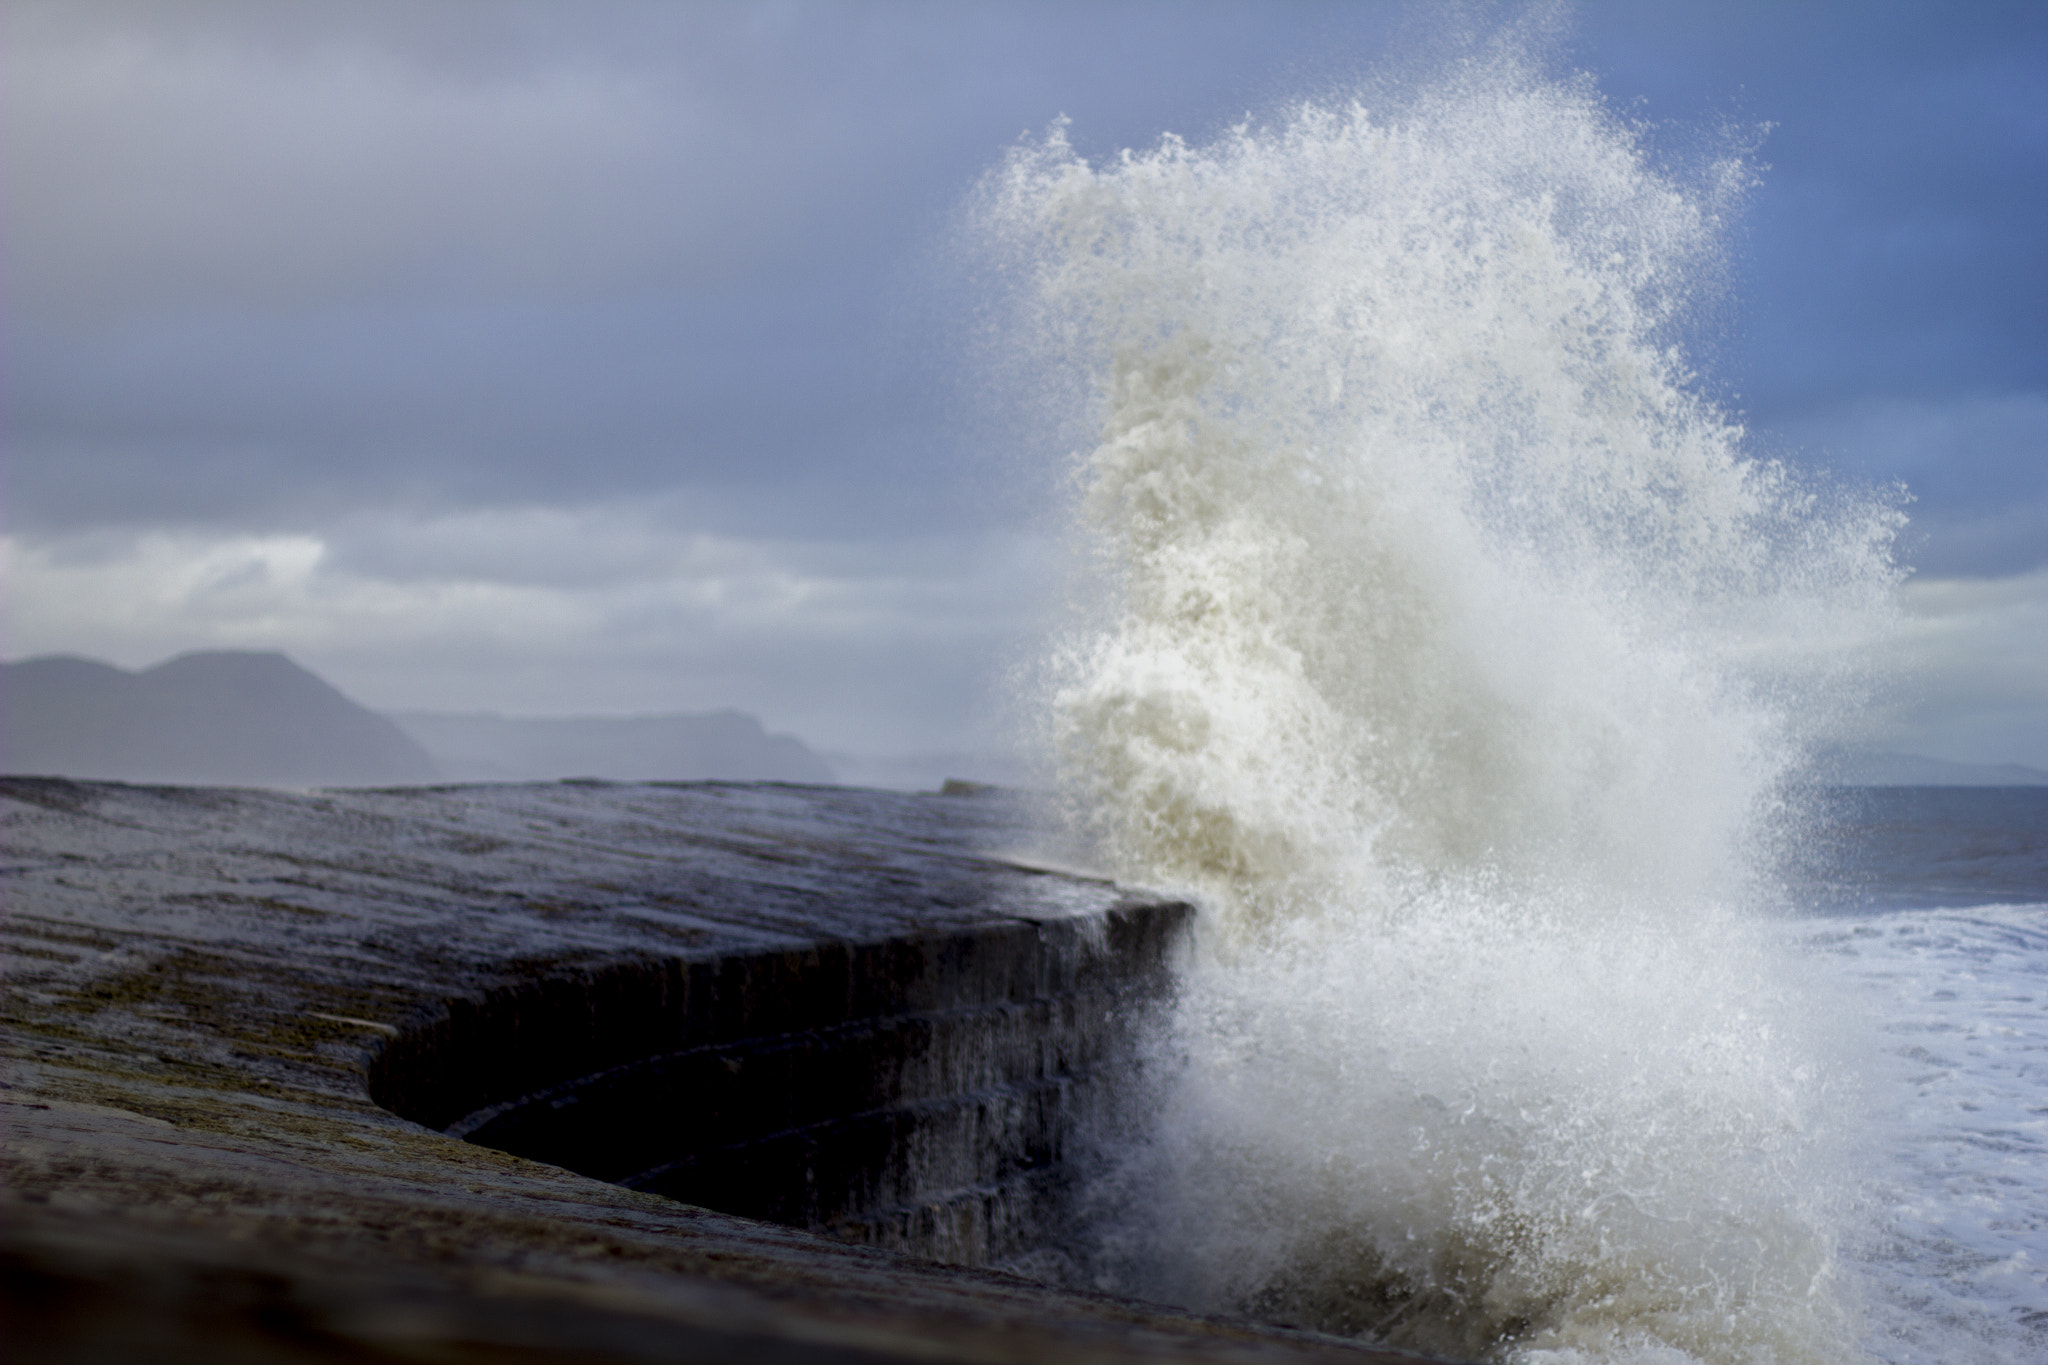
969,34 -> 2047,1365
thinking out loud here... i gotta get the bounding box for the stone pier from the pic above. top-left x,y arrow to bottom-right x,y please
1,777 -> 1440,1364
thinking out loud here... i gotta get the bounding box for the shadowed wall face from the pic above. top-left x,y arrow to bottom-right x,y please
368,906 -> 1192,1268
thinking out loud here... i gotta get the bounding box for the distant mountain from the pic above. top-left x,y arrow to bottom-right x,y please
1821,750 -> 2048,787
390,711 -> 835,784
823,750 -> 1036,793
0,652 -> 439,787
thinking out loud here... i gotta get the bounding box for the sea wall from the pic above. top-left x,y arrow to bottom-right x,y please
0,777 -> 1432,1364
370,905 -> 1186,1266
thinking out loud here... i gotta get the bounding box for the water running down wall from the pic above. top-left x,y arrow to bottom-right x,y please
980,40 -> 1903,1365
369,904 -> 1191,1269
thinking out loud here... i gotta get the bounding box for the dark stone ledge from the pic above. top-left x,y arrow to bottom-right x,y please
0,777 -> 1448,1364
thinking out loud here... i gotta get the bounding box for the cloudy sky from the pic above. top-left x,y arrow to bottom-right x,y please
6,0 -> 2045,769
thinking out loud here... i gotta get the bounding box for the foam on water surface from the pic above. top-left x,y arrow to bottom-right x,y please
1810,902 -> 2048,1364
975,36 -> 1913,1365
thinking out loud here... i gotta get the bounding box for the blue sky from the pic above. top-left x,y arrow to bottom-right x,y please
5,0 -> 2045,767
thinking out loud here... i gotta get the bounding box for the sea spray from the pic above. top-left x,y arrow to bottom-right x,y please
977,44 -> 1902,1365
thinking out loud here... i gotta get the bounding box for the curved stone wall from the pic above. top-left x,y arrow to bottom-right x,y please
1,777 -> 1441,1364
369,904 -> 1188,1266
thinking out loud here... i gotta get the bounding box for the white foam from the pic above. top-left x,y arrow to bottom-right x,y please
978,38 -> 1905,1365
1807,904 -> 2048,1364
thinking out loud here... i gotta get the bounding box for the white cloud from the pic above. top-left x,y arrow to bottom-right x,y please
1,507 -> 1058,754
1754,393 -> 2048,764
3,3 -> 913,317
1862,567 -> 2048,767
8,2 -> 2038,773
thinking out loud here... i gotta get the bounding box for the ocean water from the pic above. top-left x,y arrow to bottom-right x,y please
1792,788 -> 2048,1365
971,36 -> 2047,1365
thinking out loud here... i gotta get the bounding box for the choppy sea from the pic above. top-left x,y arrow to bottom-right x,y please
1789,786 -> 2048,1363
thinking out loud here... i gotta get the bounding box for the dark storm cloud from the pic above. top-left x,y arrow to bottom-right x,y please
1586,1 -> 2048,405
7,0 -> 1391,536
11,285 -> 916,528
7,0 -> 967,533
6,0 -> 2043,757
11,2 -> 2040,544
1572,0 -> 2048,579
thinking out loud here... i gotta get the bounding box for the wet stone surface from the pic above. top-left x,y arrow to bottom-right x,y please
0,777 -> 1439,1364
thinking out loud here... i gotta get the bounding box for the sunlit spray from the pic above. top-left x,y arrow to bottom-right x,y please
975,38 -> 1902,1365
